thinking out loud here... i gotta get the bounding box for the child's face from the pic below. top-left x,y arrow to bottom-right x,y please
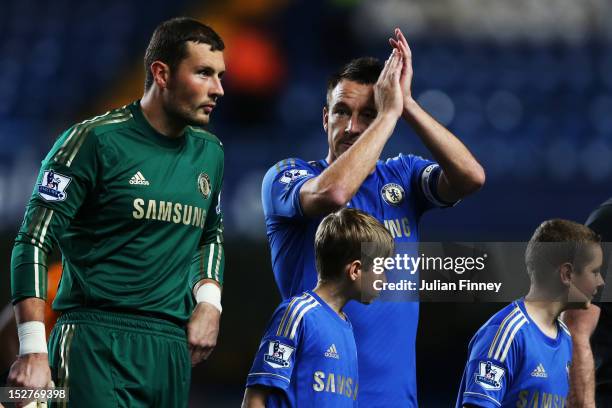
357,265 -> 384,304
567,244 -> 604,309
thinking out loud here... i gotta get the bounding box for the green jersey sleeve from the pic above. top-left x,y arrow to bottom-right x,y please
11,111 -> 125,303
189,146 -> 225,288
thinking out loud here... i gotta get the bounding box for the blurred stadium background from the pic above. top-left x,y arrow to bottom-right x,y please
1,0 -> 611,406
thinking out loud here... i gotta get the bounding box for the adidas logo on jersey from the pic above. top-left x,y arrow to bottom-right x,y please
324,344 -> 340,359
129,171 -> 150,186
531,363 -> 547,378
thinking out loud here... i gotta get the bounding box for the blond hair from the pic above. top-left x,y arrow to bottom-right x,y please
315,208 -> 394,280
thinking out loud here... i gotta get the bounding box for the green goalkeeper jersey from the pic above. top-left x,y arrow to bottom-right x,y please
11,101 -> 225,324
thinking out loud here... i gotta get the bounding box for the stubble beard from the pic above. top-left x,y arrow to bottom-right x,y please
164,97 -> 209,128
164,79 -> 210,128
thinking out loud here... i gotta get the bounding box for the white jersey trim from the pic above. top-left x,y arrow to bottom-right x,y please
248,372 -> 291,383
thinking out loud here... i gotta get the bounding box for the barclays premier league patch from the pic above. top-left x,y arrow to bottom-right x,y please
38,170 -> 71,202
474,361 -> 505,390
263,340 -> 295,369
279,169 -> 310,184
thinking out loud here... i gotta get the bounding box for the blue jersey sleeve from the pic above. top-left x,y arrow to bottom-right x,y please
246,296 -> 308,391
261,158 -> 317,220
387,153 -> 457,212
458,326 -> 517,408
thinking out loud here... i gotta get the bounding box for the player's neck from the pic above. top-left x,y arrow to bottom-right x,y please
313,282 -> 349,320
523,296 -> 563,337
140,93 -> 186,138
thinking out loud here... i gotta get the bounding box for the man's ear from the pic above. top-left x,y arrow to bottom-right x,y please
559,262 -> 574,286
150,61 -> 171,90
347,260 -> 361,282
323,106 -> 329,132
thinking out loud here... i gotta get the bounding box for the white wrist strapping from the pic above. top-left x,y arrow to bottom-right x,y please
195,283 -> 222,313
17,321 -> 47,355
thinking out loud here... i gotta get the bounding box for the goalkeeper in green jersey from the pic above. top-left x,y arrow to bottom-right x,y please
8,17 -> 226,407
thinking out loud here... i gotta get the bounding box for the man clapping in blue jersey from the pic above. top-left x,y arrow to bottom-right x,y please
456,219 -> 605,408
242,208 -> 394,407
261,28 -> 484,406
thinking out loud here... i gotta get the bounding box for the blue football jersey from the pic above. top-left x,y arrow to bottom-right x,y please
456,299 -> 572,408
261,154 -> 450,407
246,291 -> 359,407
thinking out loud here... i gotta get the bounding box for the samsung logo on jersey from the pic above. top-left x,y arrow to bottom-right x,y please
516,390 -> 566,408
132,199 -> 207,228
312,371 -> 358,400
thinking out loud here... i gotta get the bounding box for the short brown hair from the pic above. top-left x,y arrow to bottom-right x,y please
144,17 -> 224,91
525,219 -> 601,284
315,208 -> 394,281
326,57 -> 383,106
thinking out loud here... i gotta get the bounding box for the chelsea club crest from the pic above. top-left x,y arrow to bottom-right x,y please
381,183 -> 405,206
198,173 -> 211,199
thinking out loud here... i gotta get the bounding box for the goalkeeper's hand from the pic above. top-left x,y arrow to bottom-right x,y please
8,354 -> 51,408
187,302 -> 220,366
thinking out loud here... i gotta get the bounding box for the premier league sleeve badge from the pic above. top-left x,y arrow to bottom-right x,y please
474,360 -> 505,390
264,340 -> 295,369
38,170 -> 72,202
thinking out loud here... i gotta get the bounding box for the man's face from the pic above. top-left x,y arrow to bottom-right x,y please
323,80 -> 377,162
164,41 -> 225,126
568,244 -> 605,308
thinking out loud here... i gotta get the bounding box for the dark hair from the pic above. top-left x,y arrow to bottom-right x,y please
525,219 -> 601,285
315,208 -> 394,281
144,17 -> 225,91
326,57 -> 383,105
